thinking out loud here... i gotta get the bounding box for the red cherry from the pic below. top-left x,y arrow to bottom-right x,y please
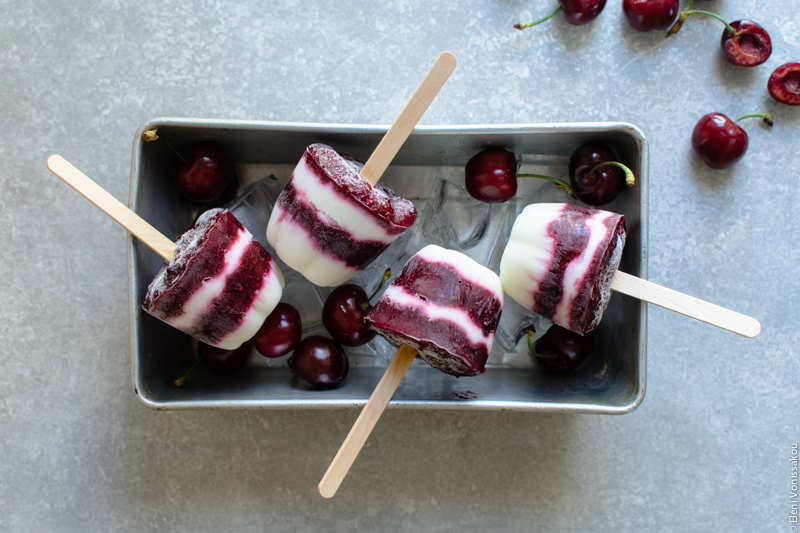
529,326 -> 594,373
691,112 -> 772,169
568,142 -> 635,206
560,0 -> 606,25
173,142 -> 234,203
200,340 -> 252,374
622,0 -> 679,31
290,336 -> 349,388
720,20 -> 772,67
252,303 -> 302,358
514,0 -> 605,30
464,148 -> 518,204
768,62 -> 800,106
691,113 -> 747,169
322,285 -> 377,347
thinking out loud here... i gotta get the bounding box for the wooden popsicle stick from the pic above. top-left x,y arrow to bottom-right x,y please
611,270 -> 761,338
46,155 -> 176,261
318,344 -> 417,499
360,52 -> 457,186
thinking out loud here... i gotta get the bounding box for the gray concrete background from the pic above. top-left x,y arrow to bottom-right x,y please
1,0 -> 798,531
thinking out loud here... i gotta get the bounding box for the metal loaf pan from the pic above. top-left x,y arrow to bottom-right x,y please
129,118 -> 648,413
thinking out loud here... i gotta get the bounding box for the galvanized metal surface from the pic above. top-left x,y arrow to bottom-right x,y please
130,119 -> 649,413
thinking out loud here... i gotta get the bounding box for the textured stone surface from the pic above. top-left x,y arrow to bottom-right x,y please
1,0 -> 798,531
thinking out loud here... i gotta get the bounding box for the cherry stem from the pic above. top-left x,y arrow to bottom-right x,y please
516,173 -> 576,199
681,9 -> 736,35
526,329 -> 556,359
735,113 -> 774,127
363,268 -> 392,309
171,344 -> 208,388
162,138 -> 189,165
142,128 -> 189,165
514,5 -> 563,30
587,161 -> 636,188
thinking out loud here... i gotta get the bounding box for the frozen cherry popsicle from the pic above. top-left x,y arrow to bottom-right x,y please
46,156 -> 285,350
267,145 -> 416,287
500,203 -> 625,335
267,51 -> 457,287
143,208 -> 285,350
318,245 -> 502,498
365,244 -> 503,377
500,202 -> 761,338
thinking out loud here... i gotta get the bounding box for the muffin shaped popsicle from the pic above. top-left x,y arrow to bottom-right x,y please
267,52 -> 457,287
500,202 -> 760,338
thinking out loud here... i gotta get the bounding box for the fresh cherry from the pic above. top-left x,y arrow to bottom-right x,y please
666,5 -> 771,67
528,326 -> 594,373
200,340 -> 252,374
768,62 -> 800,106
568,142 -> 635,206
464,147 -> 517,203
173,142 -> 235,203
289,336 -> 349,388
322,269 -> 391,346
171,341 -> 253,387
514,0 -> 606,30
691,112 -> 773,169
622,0 -> 679,32
253,302 -> 302,358
465,147 -> 575,204
720,20 -> 772,67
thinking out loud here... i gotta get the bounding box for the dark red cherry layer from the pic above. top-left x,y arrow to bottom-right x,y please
200,340 -> 252,375
768,62 -> 800,106
720,20 -> 772,67
253,302 -> 302,358
568,142 -> 634,206
514,0 -> 605,30
289,336 -> 349,388
528,326 -> 594,373
173,142 -> 235,203
623,0 -> 679,31
691,112 -> 772,169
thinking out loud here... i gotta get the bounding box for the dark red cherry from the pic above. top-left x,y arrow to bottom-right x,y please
622,0 -> 679,31
768,62 -> 800,106
289,336 -> 349,388
200,340 -> 252,374
253,303 -> 302,358
529,326 -> 594,373
691,113 -> 747,169
173,142 -> 234,203
568,142 -> 626,206
691,112 -> 772,169
322,285 -> 377,347
720,20 -> 772,67
514,0 -> 605,30
464,148 -> 518,203
560,0 -> 606,25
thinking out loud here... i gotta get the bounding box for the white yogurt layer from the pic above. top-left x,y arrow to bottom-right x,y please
267,203 -> 360,287
499,204 -> 562,311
